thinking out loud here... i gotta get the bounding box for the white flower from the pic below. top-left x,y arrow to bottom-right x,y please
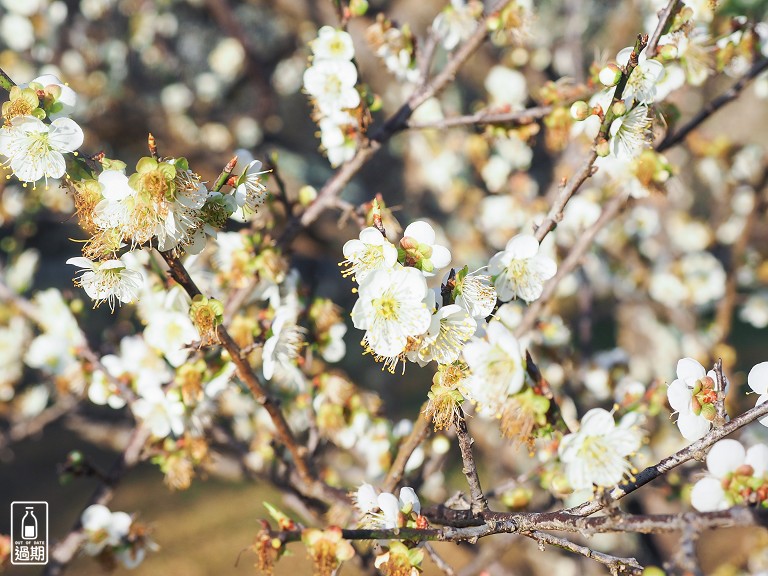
67,256 -> 142,310
144,309 -> 198,367
351,266 -> 431,359
667,358 -> 719,440
131,384 -> 186,438
433,0 -> 480,50
88,369 -> 127,409
485,66 -> 527,108
355,484 -> 421,529
234,159 -> 268,214
311,26 -> 355,61
748,362 -> 768,426
0,115 -> 83,183
609,104 -> 651,159
262,307 -> 306,382
690,439 -> 768,511
463,321 -> 525,416
488,234 -> 556,303
341,227 -> 398,283
93,170 -> 136,230
615,47 -> 665,105
81,504 -> 132,556
319,112 -> 358,167
401,221 -> 452,277
27,74 -> 78,120
413,304 -> 476,365
320,322 -> 347,363
740,292 -> 768,329
453,269 -> 497,319
303,60 -> 360,114
559,408 -> 643,491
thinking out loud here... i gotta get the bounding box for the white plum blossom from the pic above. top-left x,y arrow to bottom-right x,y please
615,47 -> 665,105
401,221 -> 452,277
262,307 -> 306,384
559,408 -> 643,491
320,321 -> 347,363
144,308 -> 198,367
303,59 -> 360,114
131,384 -> 186,438
740,292 -> 768,329
453,268 -> 497,319
433,0 -> 481,50
609,104 -> 651,159
88,369 -> 127,409
463,321 -> 525,416
233,159 -> 269,214
690,439 -> 768,511
67,256 -> 142,310
81,504 -> 132,556
413,304 -> 476,365
748,362 -> 768,426
355,483 -> 421,529
27,74 -> 77,120
351,266 -> 431,360
0,115 -> 84,183
667,358 -> 721,440
341,227 -> 398,282
488,234 -> 556,303
311,26 -> 355,61
319,111 -> 358,167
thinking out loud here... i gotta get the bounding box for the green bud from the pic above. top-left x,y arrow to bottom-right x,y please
612,101 -> 627,116
298,185 -> 317,206
599,63 -> 622,87
349,0 -> 368,16
595,138 -> 611,157
700,403 -> 716,421
569,100 -> 590,121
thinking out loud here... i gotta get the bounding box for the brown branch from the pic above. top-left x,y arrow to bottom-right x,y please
524,530 -> 643,574
407,105 -> 554,131
279,0 -> 514,245
658,57 -> 768,152
0,397 -> 78,451
382,403 -> 431,493
532,151 -> 599,243
160,251 -> 346,505
646,0 -> 681,56
456,417 -> 488,516
44,424 -> 151,576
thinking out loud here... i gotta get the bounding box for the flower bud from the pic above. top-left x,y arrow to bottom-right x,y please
569,100 -> 590,121
400,236 -> 418,250
700,402 -> 716,421
658,44 -> 678,61
611,101 -> 627,117
298,185 -> 317,206
595,138 -> 610,157
734,464 -> 755,477
599,63 -> 622,87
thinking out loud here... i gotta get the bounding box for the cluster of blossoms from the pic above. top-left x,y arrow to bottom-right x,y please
303,26 -> 361,167
690,439 -> 768,512
80,504 -> 157,569
343,212 -> 559,437
366,15 -> 420,84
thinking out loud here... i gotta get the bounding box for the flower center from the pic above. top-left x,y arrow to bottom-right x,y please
373,295 -> 398,320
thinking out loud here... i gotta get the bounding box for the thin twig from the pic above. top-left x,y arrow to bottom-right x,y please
383,404 -> 431,493
658,58 -> 768,151
44,425 -> 151,576
424,543 -> 457,576
517,189 -> 630,337
455,417 -> 488,516
160,251 -> 346,505
646,0 -> 681,56
407,105 -> 554,130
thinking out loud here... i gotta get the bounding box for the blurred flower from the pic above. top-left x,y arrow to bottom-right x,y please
609,104 -> 651,159
303,60 -> 360,114
740,292 -> 768,329
433,0 -> 482,50
311,26 -> 355,61
131,384 -> 185,438
81,504 -> 132,556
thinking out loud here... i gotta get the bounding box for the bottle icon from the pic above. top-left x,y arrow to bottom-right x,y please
21,507 -> 37,540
